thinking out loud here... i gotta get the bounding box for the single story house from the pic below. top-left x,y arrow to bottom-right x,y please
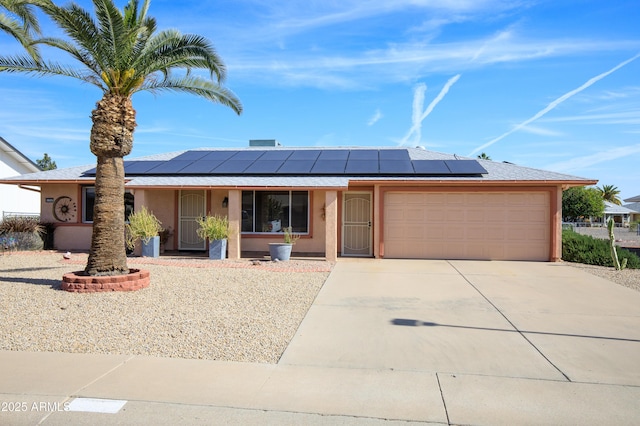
591,201 -> 639,227
0,143 -> 596,262
0,137 -> 41,218
623,196 -> 640,224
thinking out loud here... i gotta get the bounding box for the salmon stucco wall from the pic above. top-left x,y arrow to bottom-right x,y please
135,189 -> 176,250
40,184 -> 92,251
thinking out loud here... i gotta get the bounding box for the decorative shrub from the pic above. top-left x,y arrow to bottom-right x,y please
0,217 -> 44,251
562,229 -> 640,269
196,214 -> 229,241
125,207 -> 163,249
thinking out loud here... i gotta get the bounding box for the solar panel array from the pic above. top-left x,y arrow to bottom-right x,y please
83,149 -> 488,177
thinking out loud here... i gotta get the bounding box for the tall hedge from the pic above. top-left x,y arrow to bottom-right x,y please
562,230 -> 640,269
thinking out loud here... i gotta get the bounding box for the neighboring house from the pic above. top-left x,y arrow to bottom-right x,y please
623,196 -> 640,224
591,201 -> 639,227
0,143 -> 596,261
0,137 -> 41,218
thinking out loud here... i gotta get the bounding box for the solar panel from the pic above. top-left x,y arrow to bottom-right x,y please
145,160 -> 193,174
210,160 -> 253,173
259,150 -> 294,161
244,160 -> 285,174
379,160 -> 414,174
311,160 -> 347,174
178,160 -> 223,174
276,160 -> 316,174
172,151 -> 209,161
411,160 -> 450,175
124,161 -> 165,174
201,151 -> 236,161
445,160 -> 488,175
345,160 -> 379,174
230,150 -> 265,161
348,150 -> 379,161
318,150 -> 349,160
379,149 -> 410,161
289,150 -> 321,160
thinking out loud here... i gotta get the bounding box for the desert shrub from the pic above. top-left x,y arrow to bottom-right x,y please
0,216 -> 42,234
562,229 -> 640,269
0,217 -> 45,251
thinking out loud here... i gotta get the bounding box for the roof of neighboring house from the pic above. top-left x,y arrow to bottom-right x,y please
0,147 -> 597,189
623,202 -> 640,213
624,195 -> 640,203
604,200 -> 639,214
0,137 -> 41,175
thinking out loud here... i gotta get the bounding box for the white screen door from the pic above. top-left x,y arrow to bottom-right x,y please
179,190 -> 206,250
342,192 -> 372,256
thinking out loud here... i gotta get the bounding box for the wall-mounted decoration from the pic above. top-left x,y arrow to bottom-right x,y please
52,196 -> 77,222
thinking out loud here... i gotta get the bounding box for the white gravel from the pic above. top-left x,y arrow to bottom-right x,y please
2,250 -> 637,365
0,252 -> 331,363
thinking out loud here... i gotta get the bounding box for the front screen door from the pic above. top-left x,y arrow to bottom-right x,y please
342,192 -> 372,256
179,190 -> 206,250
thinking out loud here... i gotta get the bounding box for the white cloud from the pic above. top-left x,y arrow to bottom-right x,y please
367,109 -> 383,126
519,125 -> 564,137
545,144 -> 640,172
468,52 -> 640,156
398,74 -> 461,146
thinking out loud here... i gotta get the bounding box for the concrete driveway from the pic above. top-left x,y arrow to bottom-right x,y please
1,259 -> 639,425
280,259 -> 640,424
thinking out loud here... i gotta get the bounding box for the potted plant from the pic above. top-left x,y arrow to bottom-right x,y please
125,206 -> 163,258
269,226 -> 299,261
196,214 -> 230,260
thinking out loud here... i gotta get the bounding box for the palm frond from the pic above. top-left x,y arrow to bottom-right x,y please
0,54 -> 102,86
140,75 -> 242,114
136,29 -> 226,81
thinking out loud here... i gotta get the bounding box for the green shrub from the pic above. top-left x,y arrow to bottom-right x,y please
196,214 -> 229,241
125,207 -> 163,249
562,229 -> 640,269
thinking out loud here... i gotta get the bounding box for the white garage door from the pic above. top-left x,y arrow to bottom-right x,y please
384,192 -> 550,261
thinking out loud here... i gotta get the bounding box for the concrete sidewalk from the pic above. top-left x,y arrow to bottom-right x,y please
1,260 -> 640,425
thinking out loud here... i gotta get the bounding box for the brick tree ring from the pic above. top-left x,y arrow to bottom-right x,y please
61,269 -> 150,293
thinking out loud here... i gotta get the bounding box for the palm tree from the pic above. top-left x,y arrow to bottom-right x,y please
0,0 -> 242,275
597,184 -> 622,205
0,0 -> 42,60
477,152 -> 491,160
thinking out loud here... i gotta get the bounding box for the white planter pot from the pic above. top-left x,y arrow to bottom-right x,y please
269,243 -> 293,261
209,239 -> 227,260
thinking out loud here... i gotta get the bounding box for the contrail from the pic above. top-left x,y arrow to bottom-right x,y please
468,52 -> 640,156
399,74 -> 461,146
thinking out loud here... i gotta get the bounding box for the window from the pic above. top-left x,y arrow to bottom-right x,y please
82,186 -> 135,223
242,190 -> 309,233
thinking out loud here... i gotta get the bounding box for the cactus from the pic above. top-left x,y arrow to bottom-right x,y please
607,218 -> 624,270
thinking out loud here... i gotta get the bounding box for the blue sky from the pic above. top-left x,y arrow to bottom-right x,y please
1,0 -> 640,199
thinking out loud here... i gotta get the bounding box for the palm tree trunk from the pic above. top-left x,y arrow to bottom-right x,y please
85,93 -> 135,276
85,156 -> 129,275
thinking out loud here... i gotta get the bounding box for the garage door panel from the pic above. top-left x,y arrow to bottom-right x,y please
384,191 -> 550,261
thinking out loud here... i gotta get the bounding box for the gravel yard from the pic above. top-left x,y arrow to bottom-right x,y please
1,250 -> 637,365
0,252 -> 331,363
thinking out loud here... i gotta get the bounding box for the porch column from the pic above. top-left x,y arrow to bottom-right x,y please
325,190 -> 338,262
550,186 -> 562,262
227,189 -> 241,259
133,189 -> 146,210
373,185 -> 381,259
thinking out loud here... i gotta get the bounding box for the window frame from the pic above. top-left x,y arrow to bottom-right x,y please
241,190 -> 310,234
81,186 -> 134,224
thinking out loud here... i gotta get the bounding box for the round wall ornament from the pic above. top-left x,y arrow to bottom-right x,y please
52,196 -> 77,222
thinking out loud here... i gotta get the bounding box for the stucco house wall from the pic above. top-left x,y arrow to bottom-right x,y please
0,137 -> 40,217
